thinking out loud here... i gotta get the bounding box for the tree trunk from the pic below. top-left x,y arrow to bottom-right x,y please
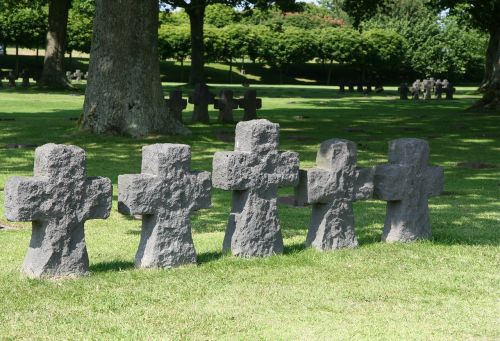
474,26 -> 500,110
229,59 -> 232,84
15,44 -> 19,74
38,0 -> 72,89
186,0 -> 205,85
82,0 -> 189,137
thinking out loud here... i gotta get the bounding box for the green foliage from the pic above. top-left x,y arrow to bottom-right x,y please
314,27 -> 365,65
362,28 -> 407,68
158,24 -> 191,63
159,9 -> 190,26
0,1 -> 47,49
204,4 -> 238,27
67,0 -> 94,54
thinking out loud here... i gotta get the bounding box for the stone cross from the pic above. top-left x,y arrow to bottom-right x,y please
0,71 -> 3,88
399,82 -> 409,100
435,79 -> 443,99
295,139 -> 374,250
374,138 -> 444,242
445,81 -> 454,100
357,84 -> 364,92
215,90 -> 239,123
4,144 -> 112,278
423,79 -> 432,100
66,71 -> 73,82
74,69 -> 83,81
238,90 -> 262,121
21,69 -> 30,88
411,80 -> 420,100
166,90 -> 187,122
189,83 -> 215,124
118,144 -> 211,269
348,82 -> 355,92
7,71 -> 16,87
212,119 -> 299,257
339,83 -> 345,93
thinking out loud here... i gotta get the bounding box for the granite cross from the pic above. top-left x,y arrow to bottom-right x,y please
21,69 -> 30,88
212,119 -> 299,257
166,90 -> 187,122
374,138 -> 444,242
7,71 -> 16,87
295,139 -> 374,250
74,69 -> 83,81
238,90 -> 262,121
189,83 -> 215,124
118,144 -> 211,269
215,89 -> 239,123
4,144 -> 112,278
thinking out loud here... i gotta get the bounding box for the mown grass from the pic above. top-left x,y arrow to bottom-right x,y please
0,83 -> 499,339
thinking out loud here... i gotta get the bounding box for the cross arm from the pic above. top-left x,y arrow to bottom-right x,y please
118,174 -> 157,216
82,176 -> 112,220
4,176 -> 47,221
297,167 -> 333,204
273,151 -> 299,187
212,151 -> 253,190
354,167 -> 374,201
189,171 -> 212,211
424,165 -> 444,197
373,164 -> 410,201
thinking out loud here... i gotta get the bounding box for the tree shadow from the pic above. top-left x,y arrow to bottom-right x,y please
197,250 -> 224,264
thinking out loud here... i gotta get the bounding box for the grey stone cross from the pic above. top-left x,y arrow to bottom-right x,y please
166,90 -> 187,122
4,144 -> 112,278
189,83 -> 215,124
374,138 -> 444,242
213,119 -> 299,257
215,90 -> 238,123
21,69 -> 30,88
295,139 -> 374,250
74,69 -> 83,81
238,90 -> 262,121
7,71 -> 16,87
118,144 -> 211,269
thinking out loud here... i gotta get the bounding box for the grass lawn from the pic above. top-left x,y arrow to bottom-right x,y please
0,83 -> 498,339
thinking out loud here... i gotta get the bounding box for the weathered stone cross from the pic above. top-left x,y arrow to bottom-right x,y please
215,90 -> 239,123
166,90 -> 187,122
374,138 -> 444,242
238,90 -> 262,121
189,83 -> 215,124
118,144 -> 211,269
4,144 -> 112,278
295,139 -> 374,250
213,119 -> 299,257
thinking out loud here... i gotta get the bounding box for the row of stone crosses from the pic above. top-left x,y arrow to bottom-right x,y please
166,83 -> 262,123
3,119 -> 444,279
0,70 -> 31,88
399,78 -> 455,100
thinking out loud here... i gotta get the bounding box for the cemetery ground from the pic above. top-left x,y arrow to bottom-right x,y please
0,84 -> 498,339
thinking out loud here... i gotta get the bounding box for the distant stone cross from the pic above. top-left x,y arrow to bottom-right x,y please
4,144 -> 112,278
238,90 -> 262,121
166,90 -> 187,122
66,71 -> 73,82
399,82 -> 409,100
215,90 -> 239,123
423,79 -> 432,100
189,83 -> 215,124
74,69 -> 83,81
213,119 -> 299,257
295,139 -> 374,250
21,69 -> 30,88
7,71 -> 16,87
374,138 -> 444,242
118,144 -> 211,269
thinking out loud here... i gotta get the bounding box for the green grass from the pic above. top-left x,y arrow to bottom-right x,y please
0,84 -> 499,339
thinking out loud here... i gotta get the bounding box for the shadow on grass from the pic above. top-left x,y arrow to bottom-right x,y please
90,260 -> 135,273
197,250 -> 224,264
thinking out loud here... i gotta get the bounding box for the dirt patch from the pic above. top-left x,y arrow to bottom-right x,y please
457,162 -> 498,169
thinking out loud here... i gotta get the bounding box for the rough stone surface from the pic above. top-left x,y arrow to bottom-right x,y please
213,119 -> 299,257
295,139 -> 374,251
4,144 -> 112,278
7,71 -> 16,87
166,90 -> 187,122
118,144 -> 211,269
423,79 -> 432,100
189,83 -> 215,124
399,82 -> 409,100
238,90 -> 262,121
374,138 -> 444,242
215,90 -> 238,123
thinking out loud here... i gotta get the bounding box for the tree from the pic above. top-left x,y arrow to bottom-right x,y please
431,0 -> 500,110
161,0 -> 299,85
66,0 -> 94,54
38,0 -> 72,89
82,0 -> 188,137
158,24 -> 191,82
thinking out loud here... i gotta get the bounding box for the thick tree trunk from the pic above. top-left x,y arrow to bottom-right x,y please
82,0 -> 189,137
186,1 -> 205,85
474,26 -> 500,110
38,0 -> 72,89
